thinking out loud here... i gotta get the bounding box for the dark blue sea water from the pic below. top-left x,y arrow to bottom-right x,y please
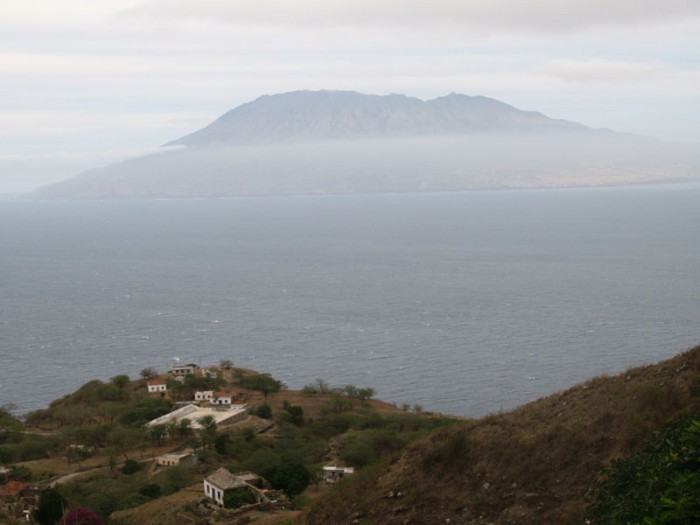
1,184 -> 699,416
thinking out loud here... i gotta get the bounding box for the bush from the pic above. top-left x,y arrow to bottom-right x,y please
283,401 -> 304,426
139,484 -> 161,499
59,508 -> 103,525
121,459 -> 141,475
587,415 -> 700,524
255,404 -> 272,419
223,489 -> 257,509
118,398 -> 172,427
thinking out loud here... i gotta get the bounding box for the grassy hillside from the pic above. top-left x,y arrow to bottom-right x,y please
303,344 -> 700,525
1,366 -> 456,524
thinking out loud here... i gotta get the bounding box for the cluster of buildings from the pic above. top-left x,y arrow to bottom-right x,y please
146,363 -> 243,407
0,477 -> 38,522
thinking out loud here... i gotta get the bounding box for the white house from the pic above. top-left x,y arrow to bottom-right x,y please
204,468 -> 266,507
171,363 -> 198,376
155,451 -> 197,468
194,390 -> 214,402
211,391 -> 238,406
147,378 -> 167,394
323,465 -> 355,483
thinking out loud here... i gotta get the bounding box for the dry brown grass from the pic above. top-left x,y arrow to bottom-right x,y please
303,344 -> 700,525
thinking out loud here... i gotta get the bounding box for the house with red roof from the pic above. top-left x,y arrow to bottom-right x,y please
147,378 -> 167,394
0,481 -> 28,502
211,390 -> 238,406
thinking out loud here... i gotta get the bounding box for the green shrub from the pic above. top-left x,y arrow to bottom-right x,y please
255,404 -> 272,419
587,415 -> 700,524
121,459 -> 141,475
138,484 -> 161,499
223,489 -> 256,509
118,398 -> 172,427
283,401 -> 304,425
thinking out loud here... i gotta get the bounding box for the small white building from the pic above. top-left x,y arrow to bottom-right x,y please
204,468 -> 267,507
323,465 -> 355,483
147,378 -> 167,394
155,451 -> 197,468
211,391 -> 238,406
171,364 -> 198,376
195,390 -> 214,402
202,367 -> 221,378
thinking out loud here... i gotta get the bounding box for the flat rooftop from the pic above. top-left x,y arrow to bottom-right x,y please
147,404 -> 248,429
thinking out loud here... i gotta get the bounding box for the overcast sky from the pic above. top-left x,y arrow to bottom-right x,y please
1,0 -> 699,193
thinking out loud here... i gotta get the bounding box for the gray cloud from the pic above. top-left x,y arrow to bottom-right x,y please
123,0 -> 700,32
543,59 -> 672,83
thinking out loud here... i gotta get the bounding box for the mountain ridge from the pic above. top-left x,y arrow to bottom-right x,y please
166,90 -> 591,147
30,90 -> 700,199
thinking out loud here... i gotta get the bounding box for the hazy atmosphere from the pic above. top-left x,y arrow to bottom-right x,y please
2,0 -> 699,193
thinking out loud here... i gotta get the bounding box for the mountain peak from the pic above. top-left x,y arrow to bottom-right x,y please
167,90 -> 588,147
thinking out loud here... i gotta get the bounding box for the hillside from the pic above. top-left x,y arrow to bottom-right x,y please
0,366 -> 456,525
303,344 -> 700,525
2,347 -> 699,524
30,90 -> 700,199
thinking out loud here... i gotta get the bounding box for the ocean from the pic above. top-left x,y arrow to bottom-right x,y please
1,184 -> 698,416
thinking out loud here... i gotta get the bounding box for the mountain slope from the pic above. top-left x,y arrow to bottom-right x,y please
167,90 -> 589,146
303,344 -> 700,525
30,90 -> 700,199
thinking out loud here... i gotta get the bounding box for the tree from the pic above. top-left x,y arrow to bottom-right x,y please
110,375 -> 130,389
214,434 -> 231,456
35,488 -> 67,525
196,415 -> 217,449
357,387 -> 375,401
267,462 -> 311,497
106,427 -> 143,460
239,373 -> 282,402
139,367 -> 158,380
219,358 -> 234,369
146,424 -> 167,447
178,418 -> 192,439
302,378 -> 330,395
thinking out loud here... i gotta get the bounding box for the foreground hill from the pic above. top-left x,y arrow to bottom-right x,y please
303,344 -> 700,525
30,90 -> 700,199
